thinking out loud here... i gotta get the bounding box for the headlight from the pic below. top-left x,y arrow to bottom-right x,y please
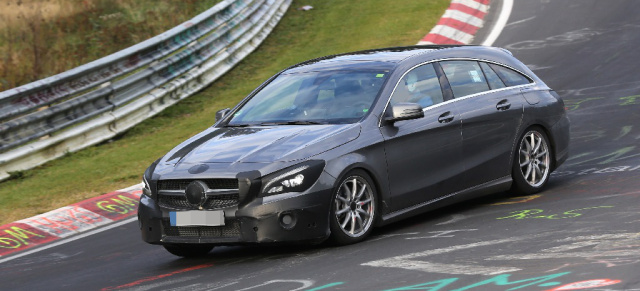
260,160 -> 325,197
142,175 -> 152,197
142,158 -> 160,197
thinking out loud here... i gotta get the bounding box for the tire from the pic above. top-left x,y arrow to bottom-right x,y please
511,127 -> 553,195
163,244 -> 214,257
329,169 -> 378,245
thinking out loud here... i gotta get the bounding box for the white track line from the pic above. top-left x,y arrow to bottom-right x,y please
482,0 -> 514,46
0,217 -> 137,264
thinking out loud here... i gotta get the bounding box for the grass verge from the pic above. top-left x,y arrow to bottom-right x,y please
0,0 -> 450,225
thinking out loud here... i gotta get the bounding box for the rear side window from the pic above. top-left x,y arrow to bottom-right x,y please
489,64 -> 532,87
479,62 -> 506,90
440,61 -> 490,98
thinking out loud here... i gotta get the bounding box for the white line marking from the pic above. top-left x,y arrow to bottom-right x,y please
378,237 -> 520,259
555,233 -> 640,242
0,217 -> 137,264
486,233 -> 640,261
198,282 -> 239,291
366,232 -> 420,243
372,260 -> 520,276
482,0 -> 514,46
506,16 -> 536,27
362,237 -> 526,275
205,282 -> 240,291
489,250 -> 640,261
585,190 -> 640,200
406,229 -> 477,239
363,232 -> 640,276
127,275 -> 200,291
236,280 -> 314,291
436,214 -> 468,225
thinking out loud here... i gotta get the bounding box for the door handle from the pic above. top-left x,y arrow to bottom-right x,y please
496,99 -> 511,111
438,112 -> 454,123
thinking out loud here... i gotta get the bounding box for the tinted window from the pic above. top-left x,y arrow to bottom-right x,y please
390,63 -> 444,108
440,61 -> 490,98
479,62 -> 506,90
228,70 -> 388,125
489,64 -> 532,87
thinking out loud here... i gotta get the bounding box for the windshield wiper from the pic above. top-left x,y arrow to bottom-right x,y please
258,121 -> 325,126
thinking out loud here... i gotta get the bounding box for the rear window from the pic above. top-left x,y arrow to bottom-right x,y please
489,64 -> 533,87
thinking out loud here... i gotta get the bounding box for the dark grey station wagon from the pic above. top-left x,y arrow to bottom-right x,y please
138,45 -> 570,257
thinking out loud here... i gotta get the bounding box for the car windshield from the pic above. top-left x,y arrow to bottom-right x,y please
227,70 -> 388,126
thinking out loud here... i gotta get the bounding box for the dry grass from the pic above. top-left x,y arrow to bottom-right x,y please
0,0 -> 79,27
0,0 -> 221,91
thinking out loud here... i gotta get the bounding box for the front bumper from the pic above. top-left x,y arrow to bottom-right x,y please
138,179 -> 333,245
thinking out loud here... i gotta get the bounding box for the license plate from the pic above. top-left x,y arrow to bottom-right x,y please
169,210 -> 225,226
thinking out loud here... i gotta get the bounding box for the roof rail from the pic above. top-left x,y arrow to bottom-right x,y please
288,44 -> 477,70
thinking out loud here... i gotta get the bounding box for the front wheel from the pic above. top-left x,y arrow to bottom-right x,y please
511,127 -> 552,195
163,244 -> 214,257
329,170 -> 378,245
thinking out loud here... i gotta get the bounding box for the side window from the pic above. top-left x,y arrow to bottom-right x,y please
440,61 -> 490,98
479,62 -> 506,90
390,63 -> 444,108
489,64 -> 532,87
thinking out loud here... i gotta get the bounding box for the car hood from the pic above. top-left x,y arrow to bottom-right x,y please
162,124 -> 361,165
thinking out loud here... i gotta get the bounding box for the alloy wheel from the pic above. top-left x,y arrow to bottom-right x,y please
518,131 -> 551,187
334,176 -> 375,237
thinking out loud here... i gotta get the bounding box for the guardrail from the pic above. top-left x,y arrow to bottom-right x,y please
0,0 -> 292,181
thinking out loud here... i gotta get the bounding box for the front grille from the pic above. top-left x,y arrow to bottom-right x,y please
158,194 -> 239,210
158,179 -> 238,191
162,219 -> 241,238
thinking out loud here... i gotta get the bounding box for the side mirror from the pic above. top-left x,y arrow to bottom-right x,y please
215,108 -> 231,122
384,103 -> 424,124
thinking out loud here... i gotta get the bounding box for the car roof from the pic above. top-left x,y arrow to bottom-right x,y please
281,45 -> 534,82
283,45 -> 505,74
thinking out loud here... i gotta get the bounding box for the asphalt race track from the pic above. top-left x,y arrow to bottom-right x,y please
2,1 -> 640,290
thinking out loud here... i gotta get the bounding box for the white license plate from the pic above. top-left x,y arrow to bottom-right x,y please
169,210 -> 225,226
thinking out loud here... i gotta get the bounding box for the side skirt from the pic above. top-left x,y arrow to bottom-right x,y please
379,176 -> 512,226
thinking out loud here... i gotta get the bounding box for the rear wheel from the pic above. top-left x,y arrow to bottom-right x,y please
329,170 -> 377,245
163,244 -> 214,257
512,127 -> 552,194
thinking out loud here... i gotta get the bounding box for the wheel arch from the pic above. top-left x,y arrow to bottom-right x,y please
511,123 -> 557,171
537,124 -> 559,170
325,158 -> 387,226
325,162 -> 383,244
334,165 -> 384,203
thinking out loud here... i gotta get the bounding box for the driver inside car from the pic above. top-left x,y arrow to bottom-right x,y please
403,72 -> 434,108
